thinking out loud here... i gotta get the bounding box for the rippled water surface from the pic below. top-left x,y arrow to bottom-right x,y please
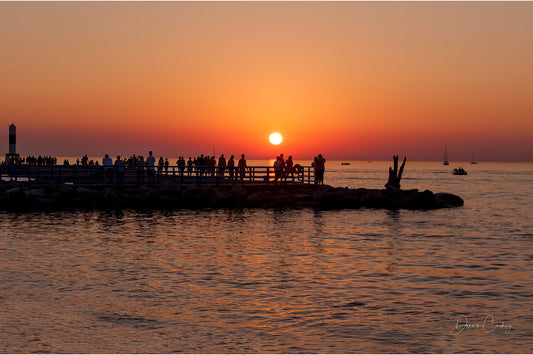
1,161 -> 532,353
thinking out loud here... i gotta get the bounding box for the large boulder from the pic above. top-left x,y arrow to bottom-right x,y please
435,192 -> 464,208
75,187 -> 97,195
211,187 -> 232,205
361,189 -> 385,207
4,186 -> 22,198
312,185 -> 336,203
392,189 -> 435,209
247,190 -> 274,206
230,184 -> 249,200
24,188 -> 46,198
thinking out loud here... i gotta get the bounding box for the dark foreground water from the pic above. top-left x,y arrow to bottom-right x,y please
1,161 -> 532,353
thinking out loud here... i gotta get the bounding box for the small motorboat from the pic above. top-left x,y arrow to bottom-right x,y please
453,167 -> 467,175
341,162 -> 351,165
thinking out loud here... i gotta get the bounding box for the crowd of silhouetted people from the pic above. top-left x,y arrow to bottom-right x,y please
9,155 -> 59,165
273,153 -> 326,184
90,152 -> 255,184
3,151 -> 326,184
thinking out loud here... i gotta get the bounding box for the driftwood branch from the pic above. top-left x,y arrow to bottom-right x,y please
385,155 -> 406,189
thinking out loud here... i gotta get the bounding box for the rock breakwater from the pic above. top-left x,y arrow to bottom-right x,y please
0,182 -> 464,211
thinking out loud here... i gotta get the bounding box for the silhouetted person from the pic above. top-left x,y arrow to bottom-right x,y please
103,154 -> 113,169
164,158 -> 169,174
274,156 -> 283,183
146,151 -> 156,182
115,155 -> 125,183
103,154 -> 114,182
197,154 -> 205,176
227,155 -> 235,181
178,156 -> 186,176
286,155 -> 294,182
218,154 -> 226,177
238,154 -> 247,181
158,157 -> 164,175
187,157 -> 193,176
314,154 -> 326,185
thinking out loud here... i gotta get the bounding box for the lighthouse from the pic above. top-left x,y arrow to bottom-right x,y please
5,124 -> 20,164
9,124 -> 16,155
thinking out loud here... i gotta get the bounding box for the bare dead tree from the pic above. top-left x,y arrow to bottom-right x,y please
385,155 -> 406,189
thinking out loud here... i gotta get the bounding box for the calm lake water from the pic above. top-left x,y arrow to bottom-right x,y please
1,161 -> 532,353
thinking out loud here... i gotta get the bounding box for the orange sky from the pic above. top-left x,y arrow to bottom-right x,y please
1,2 -> 532,161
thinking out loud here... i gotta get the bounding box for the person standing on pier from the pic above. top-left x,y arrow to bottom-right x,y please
103,154 -> 114,182
227,155 -> 235,181
238,154 -> 247,181
187,157 -> 193,176
286,155 -> 295,182
103,154 -> 113,168
146,151 -> 156,182
197,154 -> 205,177
314,154 -> 326,185
177,156 -> 186,176
218,154 -> 226,177
158,157 -> 164,175
274,156 -> 283,183
115,155 -> 125,183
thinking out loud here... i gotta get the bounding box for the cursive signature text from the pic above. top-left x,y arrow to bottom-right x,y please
449,314 -> 512,335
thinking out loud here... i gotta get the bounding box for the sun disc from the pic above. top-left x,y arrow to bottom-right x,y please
269,133 -> 283,145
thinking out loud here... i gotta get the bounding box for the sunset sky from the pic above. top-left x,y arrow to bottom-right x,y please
1,1 -> 532,161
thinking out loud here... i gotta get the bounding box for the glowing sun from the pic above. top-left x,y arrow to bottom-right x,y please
269,132 -> 283,145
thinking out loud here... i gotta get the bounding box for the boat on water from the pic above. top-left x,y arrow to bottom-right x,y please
470,153 -> 478,164
341,162 -> 351,165
453,167 -> 467,175
443,146 -> 449,165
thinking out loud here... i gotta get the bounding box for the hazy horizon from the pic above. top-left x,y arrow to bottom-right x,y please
8,153 -> 533,165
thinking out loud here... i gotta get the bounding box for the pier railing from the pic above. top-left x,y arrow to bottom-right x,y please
0,163 -> 315,185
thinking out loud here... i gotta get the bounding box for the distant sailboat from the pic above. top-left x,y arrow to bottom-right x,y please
470,153 -> 478,164
443,146 -> 449,166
